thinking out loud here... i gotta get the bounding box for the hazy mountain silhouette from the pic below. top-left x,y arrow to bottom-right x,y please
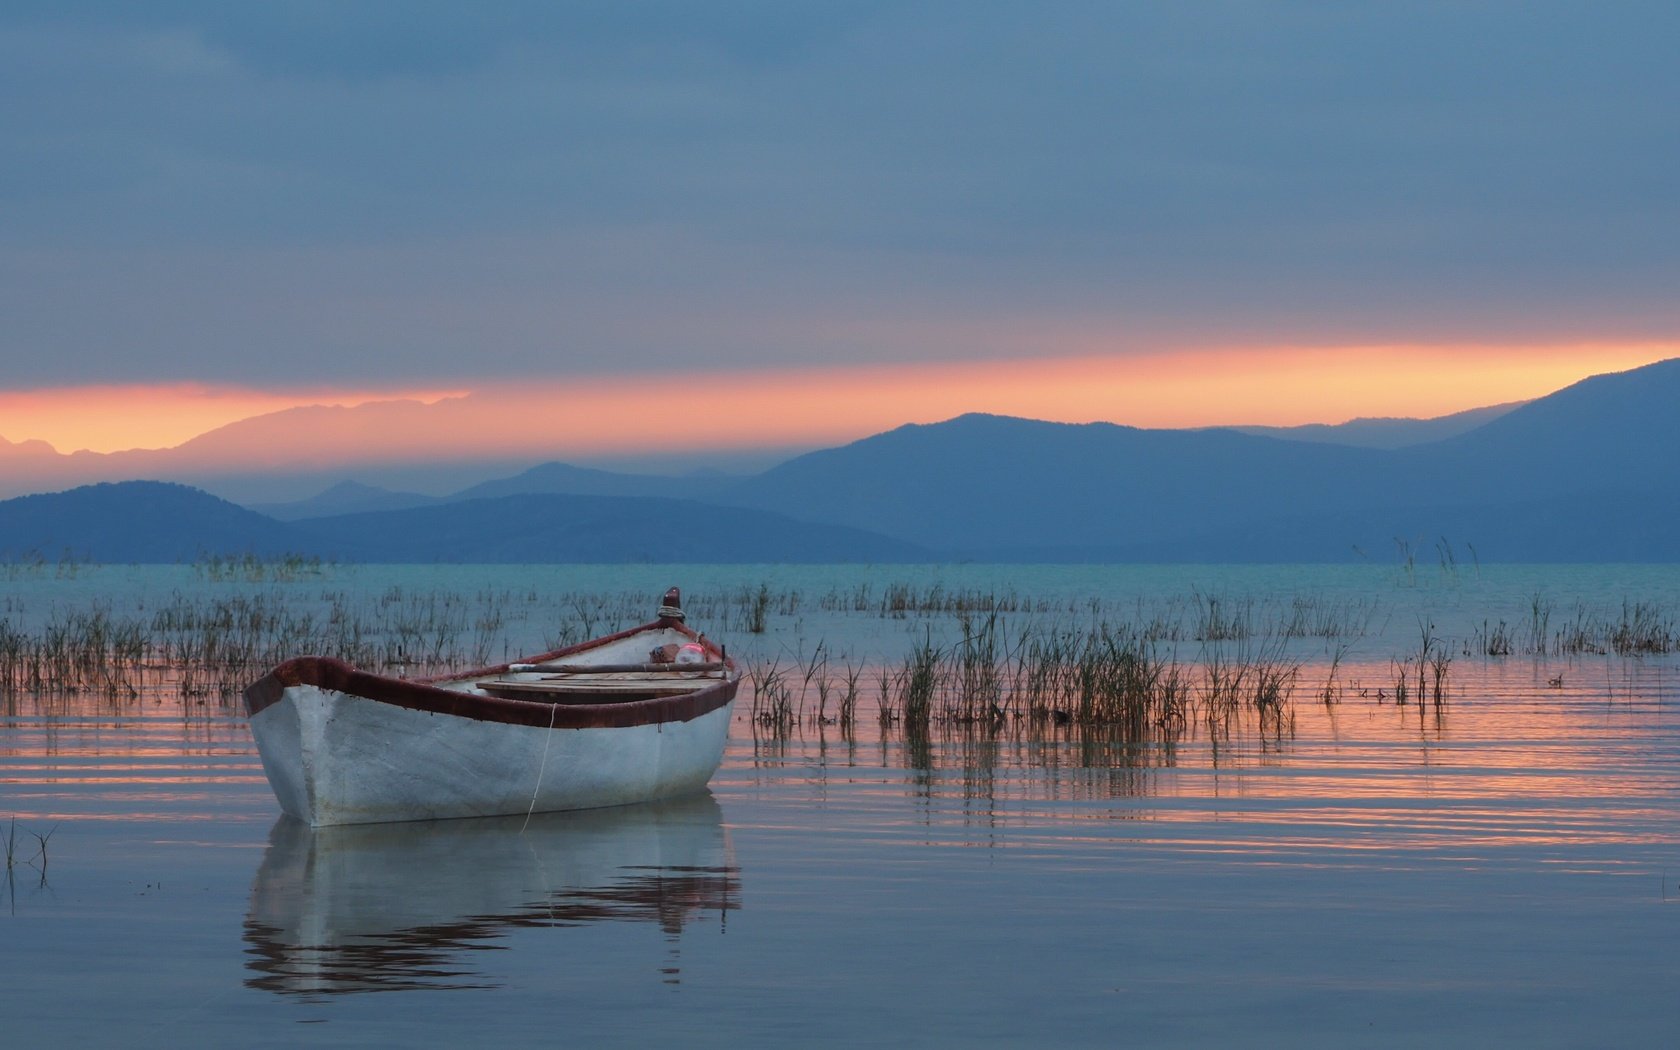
719,414 -> 1393,554
247,481 -> 442,521
0,434 -> 62,460
1400,357 -> 1680,498
710,358 -> 1680,560
0,399 -> 536,502
0,482 -> 928,563
293,494 -> 929,563
449,462 -> 715,502
1228,401 -> 1524,449
249,463 -> 717,520
4,359 -> 1679,562
0,481 -> 303,562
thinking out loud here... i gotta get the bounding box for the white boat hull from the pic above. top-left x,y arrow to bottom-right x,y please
244,589 -> 738,827
250,684 -> 734,826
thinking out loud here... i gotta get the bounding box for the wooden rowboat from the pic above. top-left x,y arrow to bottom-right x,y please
244,587 -> 738,827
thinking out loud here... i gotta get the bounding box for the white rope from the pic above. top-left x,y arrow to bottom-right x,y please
521,699 -> 560,833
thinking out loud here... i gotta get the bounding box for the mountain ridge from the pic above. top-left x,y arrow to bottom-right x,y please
0,382 -> 1562,505
0,482 -> 930,564
1226,401 -> 1525,449
4,358 -> 1679,562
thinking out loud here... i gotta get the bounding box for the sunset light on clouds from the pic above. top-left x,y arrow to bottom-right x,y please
0,384 -> 468,454
3,4 -> 1677,492
5,343 -> 1674,469
9,10 -> 1680,1041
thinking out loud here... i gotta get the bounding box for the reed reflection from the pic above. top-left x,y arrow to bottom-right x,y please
734,655 -> 1680,858
243,794 -> 739,998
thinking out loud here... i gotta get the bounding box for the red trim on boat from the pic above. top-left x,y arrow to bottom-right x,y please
243,617 -> 737,730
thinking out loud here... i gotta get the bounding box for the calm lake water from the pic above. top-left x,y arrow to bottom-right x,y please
2,564 -> 1678,1047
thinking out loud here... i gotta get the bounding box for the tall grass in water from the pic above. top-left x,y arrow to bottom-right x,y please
898,632 -> 942,732
1318,645 -> 1348,705
1068,626 -> 1184,735
1528,592 -> 1554,654
1201,634 -> 1296,738
1473,619 -> 1514,657
22,574 -> 1673,726
1280,596 -> 1377,641
868,584 -> 1030,620
835,662 -> 864,729
193,552 -> 327,582
1609,600 -> 1676,655
1419,622 -> 1451,705
1194,591 -> 1251,642
1551,599 -> 1677,657
4,588 -> 529,705
950,614 -> 1005,724
747,660 -> 795,733
1375,623 -> 1451,708
862,620 -> 1289,741
0,611 -> 147,699
740,583 -> 773,634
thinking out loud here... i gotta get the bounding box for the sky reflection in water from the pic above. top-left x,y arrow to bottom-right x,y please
1,571 -> 1678,1045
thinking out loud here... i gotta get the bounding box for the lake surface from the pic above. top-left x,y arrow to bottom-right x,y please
2,564 -> 1678,1047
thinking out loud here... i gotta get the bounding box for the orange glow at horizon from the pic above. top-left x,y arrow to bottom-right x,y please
0,383 -> 469,454
443,342 -> 1679,460
0,343 -> 1674,466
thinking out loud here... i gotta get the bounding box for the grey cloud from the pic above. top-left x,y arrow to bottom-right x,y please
2,2 -> 1677,385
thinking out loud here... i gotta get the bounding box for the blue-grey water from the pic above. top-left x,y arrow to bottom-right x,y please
2,564 -> 1678,1047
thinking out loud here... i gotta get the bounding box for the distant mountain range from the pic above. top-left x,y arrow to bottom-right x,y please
1227,401 -> 1524,449
244,462 -> 730,521
0,398 -> 548,505
4,359 -> 1679,563
0,482 -> 302,563
0,389 -> 1527,506
0,483 -> 930,564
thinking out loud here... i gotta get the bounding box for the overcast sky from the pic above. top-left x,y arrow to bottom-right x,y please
4,2 -> 1677,394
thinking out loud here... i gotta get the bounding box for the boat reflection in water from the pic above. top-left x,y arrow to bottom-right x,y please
243,793 -> 738,997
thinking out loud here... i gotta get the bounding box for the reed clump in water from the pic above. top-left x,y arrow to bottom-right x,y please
1455,592 -> 1674,659
1527,592 -> 1554,654
1415,622 -> 1440,704
1472,619 -> 1514,657
1545,599 -> 1676,657
1200,634 -> 1298,740
1194,591 -> 1252,642
747,660 -> 795,733
1608,600 -> 1676,655
740,583 -> 774,634
889,585 -> 1029,618
11,574 -> 1666,724
864,618 -> 1293,738
0,610 -> 147,699
3,588 -> 527,705
1318,645 -> 1349,705
193,552 -> 328,583
1379,633 -> 1451,709
1280,595 -> 1379,641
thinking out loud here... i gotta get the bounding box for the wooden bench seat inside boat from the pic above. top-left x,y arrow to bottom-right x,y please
477,675 -> 724,705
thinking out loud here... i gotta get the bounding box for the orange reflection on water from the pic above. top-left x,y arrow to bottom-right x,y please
727,656 -> 1680,858
3,657 -> 1676,857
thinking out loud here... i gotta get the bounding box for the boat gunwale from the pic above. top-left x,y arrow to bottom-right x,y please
244,616 -> 738,731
